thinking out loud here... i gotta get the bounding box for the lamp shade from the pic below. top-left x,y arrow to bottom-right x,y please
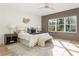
8,25 -> 15,34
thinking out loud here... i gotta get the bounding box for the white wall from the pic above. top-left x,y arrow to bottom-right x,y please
0,4 -> 41,44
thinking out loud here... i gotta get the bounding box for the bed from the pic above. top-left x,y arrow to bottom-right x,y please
18,31 -> 53,47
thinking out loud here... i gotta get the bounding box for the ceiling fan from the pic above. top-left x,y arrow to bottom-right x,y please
39,3 -> 55,10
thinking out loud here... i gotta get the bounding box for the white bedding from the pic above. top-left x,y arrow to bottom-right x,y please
18,32 -> 51,47
18,32 -> 38,47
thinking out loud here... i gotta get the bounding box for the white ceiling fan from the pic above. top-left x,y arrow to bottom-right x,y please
39,3 -> 55,10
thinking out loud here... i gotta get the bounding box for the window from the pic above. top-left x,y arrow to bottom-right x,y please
57,18 -> 64,32
48,16 -> 77,33
48,19 -> 56,32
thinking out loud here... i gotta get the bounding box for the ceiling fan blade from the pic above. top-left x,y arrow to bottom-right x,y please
38,3 -> 56,11
39,7 -> 55,10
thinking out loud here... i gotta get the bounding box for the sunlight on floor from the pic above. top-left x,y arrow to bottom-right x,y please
53,40 -> 63,47
53,46 -> 70,56
61,41 -> 79,52
52,39 -> 79,56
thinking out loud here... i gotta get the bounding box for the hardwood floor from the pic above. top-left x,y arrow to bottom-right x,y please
0,44 -> 12,56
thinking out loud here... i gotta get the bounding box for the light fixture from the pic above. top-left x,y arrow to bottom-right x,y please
39,3 -> 55,10
23,17 -> 30,24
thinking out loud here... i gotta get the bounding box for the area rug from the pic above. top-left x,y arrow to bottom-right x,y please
6,41 -> 53,56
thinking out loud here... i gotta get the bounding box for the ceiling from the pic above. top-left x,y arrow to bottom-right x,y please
0,3 -> 79,16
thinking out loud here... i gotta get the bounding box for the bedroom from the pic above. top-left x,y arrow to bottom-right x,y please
0,3 -> 79,56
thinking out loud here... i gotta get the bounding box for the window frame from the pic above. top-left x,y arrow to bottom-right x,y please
48,16 -> 77,33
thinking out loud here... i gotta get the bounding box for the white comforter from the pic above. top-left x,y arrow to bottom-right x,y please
18,32 -> 51,47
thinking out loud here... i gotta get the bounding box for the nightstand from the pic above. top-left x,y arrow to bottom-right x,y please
4,34 -> 18,45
